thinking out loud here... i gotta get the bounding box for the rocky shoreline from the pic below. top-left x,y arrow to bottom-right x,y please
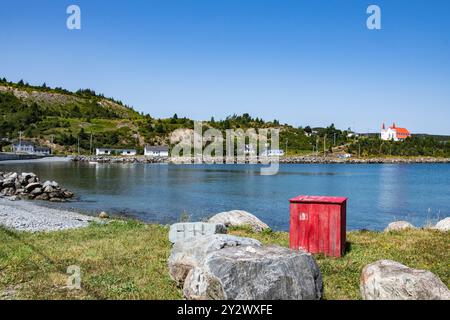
0,172 -> 74,202
72,155 -> 450,164
0,197 -> 98,232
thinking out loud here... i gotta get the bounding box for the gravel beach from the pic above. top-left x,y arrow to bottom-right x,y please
0,198 -> 98,232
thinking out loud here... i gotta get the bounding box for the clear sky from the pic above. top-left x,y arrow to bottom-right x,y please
1,0 -> 449,134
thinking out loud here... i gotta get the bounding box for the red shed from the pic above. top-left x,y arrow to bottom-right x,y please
290,195 -> 347,257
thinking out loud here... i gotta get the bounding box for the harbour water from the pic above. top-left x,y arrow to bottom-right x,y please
1,161 -> 449,231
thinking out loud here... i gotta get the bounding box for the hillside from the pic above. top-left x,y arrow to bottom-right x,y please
1,78 -> 449,157
0,78 -> 321,155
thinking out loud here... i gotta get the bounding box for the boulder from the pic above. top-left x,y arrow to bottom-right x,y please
361,260 -> 450,300
0,187 -> 15,197
63,191 -> 74,198
169,222 -> 227,244
49,197 -> 63,202
169,234 -> 261,286
433,217 -> 450,232
1,178 -> 16,189
208,210 -> 269,232
35,193 -> 50,201
31,188 -> 43,196
25,182 -> 42,192
43,180 -> 59,188
183,245 -> 323,300
99,211 -> 109,219
384,221 -> 415,232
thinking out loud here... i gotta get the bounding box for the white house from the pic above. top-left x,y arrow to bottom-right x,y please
144,145 -> 169,157
95,148 -> 137,156
381,123 -> 411,142
12,141 -> 51,155
261,149 -> 285,156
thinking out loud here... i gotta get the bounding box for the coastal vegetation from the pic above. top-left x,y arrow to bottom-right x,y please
1,78 -> 449,157
0,220 -> 448,300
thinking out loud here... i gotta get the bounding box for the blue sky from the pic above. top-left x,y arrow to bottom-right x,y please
1,0 -> 449,134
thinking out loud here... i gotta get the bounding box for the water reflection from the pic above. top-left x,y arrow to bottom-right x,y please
0,162 -> 448,231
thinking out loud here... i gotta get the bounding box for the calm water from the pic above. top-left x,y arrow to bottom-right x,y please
1,161 -> 449,231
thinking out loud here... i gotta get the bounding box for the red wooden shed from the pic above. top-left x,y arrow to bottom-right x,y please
290,195 -> 347,257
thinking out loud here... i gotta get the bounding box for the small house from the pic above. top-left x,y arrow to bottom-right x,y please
144,145 -> 169,157
95,148 -> 137,156
12,141 -> 51,155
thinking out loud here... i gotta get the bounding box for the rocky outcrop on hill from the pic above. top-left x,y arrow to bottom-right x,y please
0,172 -> 74,202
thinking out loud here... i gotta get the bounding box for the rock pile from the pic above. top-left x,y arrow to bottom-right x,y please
73,155 -> 168,164
0,172 -> 74,202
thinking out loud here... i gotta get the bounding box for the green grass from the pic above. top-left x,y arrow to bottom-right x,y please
0,221 -> 448,300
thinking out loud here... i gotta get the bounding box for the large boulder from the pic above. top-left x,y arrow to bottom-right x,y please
384,221 -> 415,232
361,260 -> 450,300
208,210 -> 269,232
168,234 -> 261,286
433,217 -> 450,232
183,245 -> 323,300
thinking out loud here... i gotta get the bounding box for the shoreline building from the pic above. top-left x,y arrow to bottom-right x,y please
95,148 -> 137,156
144,145 -> 169,157
12,141 -> 51,155
381,123 -> 411,141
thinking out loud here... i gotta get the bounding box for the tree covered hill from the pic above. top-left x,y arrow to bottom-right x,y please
0,78 -> 327,154
0,78 -> 449,157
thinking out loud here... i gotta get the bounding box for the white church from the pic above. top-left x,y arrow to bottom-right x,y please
381,123 -> 411,141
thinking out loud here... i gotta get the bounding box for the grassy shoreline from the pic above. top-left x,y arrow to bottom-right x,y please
1,220 -> 448,300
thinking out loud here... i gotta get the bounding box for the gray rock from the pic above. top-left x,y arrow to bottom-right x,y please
43,180 -> 59,188
35,193 -> 49,201
208,210 -> 270,232
169,234 -> 261,286
183,245 -> 323,300
384,221 -> 416,232
99,211 -> 109,219
49,198 -> 63,202
1,188 -> 15,197
169,222 -> 227,244
31,188 -> 43,196
1,178 -> 16,189
433,217 -> 450,232
43,185 -> 55,193
361,260 -> 450,300
25,182 -> 42,192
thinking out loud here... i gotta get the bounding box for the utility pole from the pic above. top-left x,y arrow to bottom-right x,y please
334,133 -> 336,146
285,138 -> 288,156
90,133 -> 93,155
323,134 -> 327,157
316,137 -> 319,156
358,142 -> 361,158
50,134 -> 54,145
77,137 -> 80,155
19,131 -> 23,146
